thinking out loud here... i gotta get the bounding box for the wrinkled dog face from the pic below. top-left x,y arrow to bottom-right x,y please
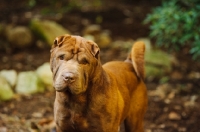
50,34 -> 99,95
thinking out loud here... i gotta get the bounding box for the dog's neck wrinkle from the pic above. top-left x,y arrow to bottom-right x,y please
89,65 -> 109,93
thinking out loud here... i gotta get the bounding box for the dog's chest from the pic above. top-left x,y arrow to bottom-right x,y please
55,110 -> 86,131
68,110 -> 89,130
55,103 -> 104,131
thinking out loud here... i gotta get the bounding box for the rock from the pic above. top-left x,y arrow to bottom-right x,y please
30,19 -> 70,46
167,91 -> 176,99
16,71 -> 45,94
148,83 -> 175,99
84,31 -> 112,49
96,31 -> 112,48
188,71 -> 200,79
83,25 -> 112,48
32,112 -> 43,118
145,50 -> 171,78
83,24 -> 101,35
36,63 -> 53,91
168,112 -> 181,120
111,40 -> 133,50
0,70 -> 17,87
83,35 -> 95,41
0,76 -> 14,101
178,127 -> 186,132
184,95 -> 198,108
5,25 -> 33,48
145,49 -> 172,72
158,124 -> 165,129
142,38 -> 172,79
145,65 -> 165,80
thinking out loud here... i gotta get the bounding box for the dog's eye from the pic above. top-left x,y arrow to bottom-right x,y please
58,54 -> 65,60
80,58 -> 89,65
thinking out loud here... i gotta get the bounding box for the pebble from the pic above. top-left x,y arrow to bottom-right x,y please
168,111 -> 181,120
0,127 -> 7,132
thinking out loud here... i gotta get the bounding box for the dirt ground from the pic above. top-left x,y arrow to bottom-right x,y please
0,0 -> 200,132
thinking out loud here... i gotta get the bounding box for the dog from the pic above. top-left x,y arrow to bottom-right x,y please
50,34 -> 148,132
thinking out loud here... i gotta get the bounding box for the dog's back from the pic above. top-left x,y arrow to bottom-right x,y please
103,41 -> 145,80
102,41 -> 145,91
102,41 -> 147,132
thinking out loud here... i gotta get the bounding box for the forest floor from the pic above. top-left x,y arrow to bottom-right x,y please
0,0 -> 200,132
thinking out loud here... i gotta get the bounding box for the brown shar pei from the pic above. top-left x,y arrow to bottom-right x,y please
50,34 -> 148,132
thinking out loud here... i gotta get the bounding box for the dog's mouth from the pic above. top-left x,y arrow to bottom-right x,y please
54,83 -> 71,92
55,85 -> 82,95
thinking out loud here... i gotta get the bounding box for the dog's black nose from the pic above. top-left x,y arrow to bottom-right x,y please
62,72 -> 75,83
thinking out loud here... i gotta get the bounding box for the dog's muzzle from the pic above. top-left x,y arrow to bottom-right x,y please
54,72 -> 77,92
62,72 -> 75,83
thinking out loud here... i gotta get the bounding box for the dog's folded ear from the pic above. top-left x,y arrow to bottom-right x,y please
51,34 -> 72,52
87,40 -> 100,59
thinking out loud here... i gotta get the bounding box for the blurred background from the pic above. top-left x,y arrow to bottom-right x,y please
0,0 -> 200,131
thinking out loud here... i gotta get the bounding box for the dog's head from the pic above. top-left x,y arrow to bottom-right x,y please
50,34 -> 100,94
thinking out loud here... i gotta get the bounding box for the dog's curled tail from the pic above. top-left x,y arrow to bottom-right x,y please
126,41 -> 145,80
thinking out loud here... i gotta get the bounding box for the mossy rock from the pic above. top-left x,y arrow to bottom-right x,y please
145,49 -> 172,79
16,71 -> 45,94
30,19 -> 70,46
0,76 -> 14,101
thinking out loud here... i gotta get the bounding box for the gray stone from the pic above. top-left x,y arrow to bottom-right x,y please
36,63 -> 53,91
5,25 -> 33,48
0,70 -> 17,87
16,71 -> 45,94
0,76 -> 14,101
30,19 -> 70,46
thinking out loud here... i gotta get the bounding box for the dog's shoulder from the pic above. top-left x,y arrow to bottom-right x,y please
102,61 -> 137,78
103,61 -> 133,71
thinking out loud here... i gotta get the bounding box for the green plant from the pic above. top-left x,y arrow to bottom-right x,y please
144,0 -> 200,60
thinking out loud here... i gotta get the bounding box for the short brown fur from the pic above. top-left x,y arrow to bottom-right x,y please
50,34 -> 148,132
